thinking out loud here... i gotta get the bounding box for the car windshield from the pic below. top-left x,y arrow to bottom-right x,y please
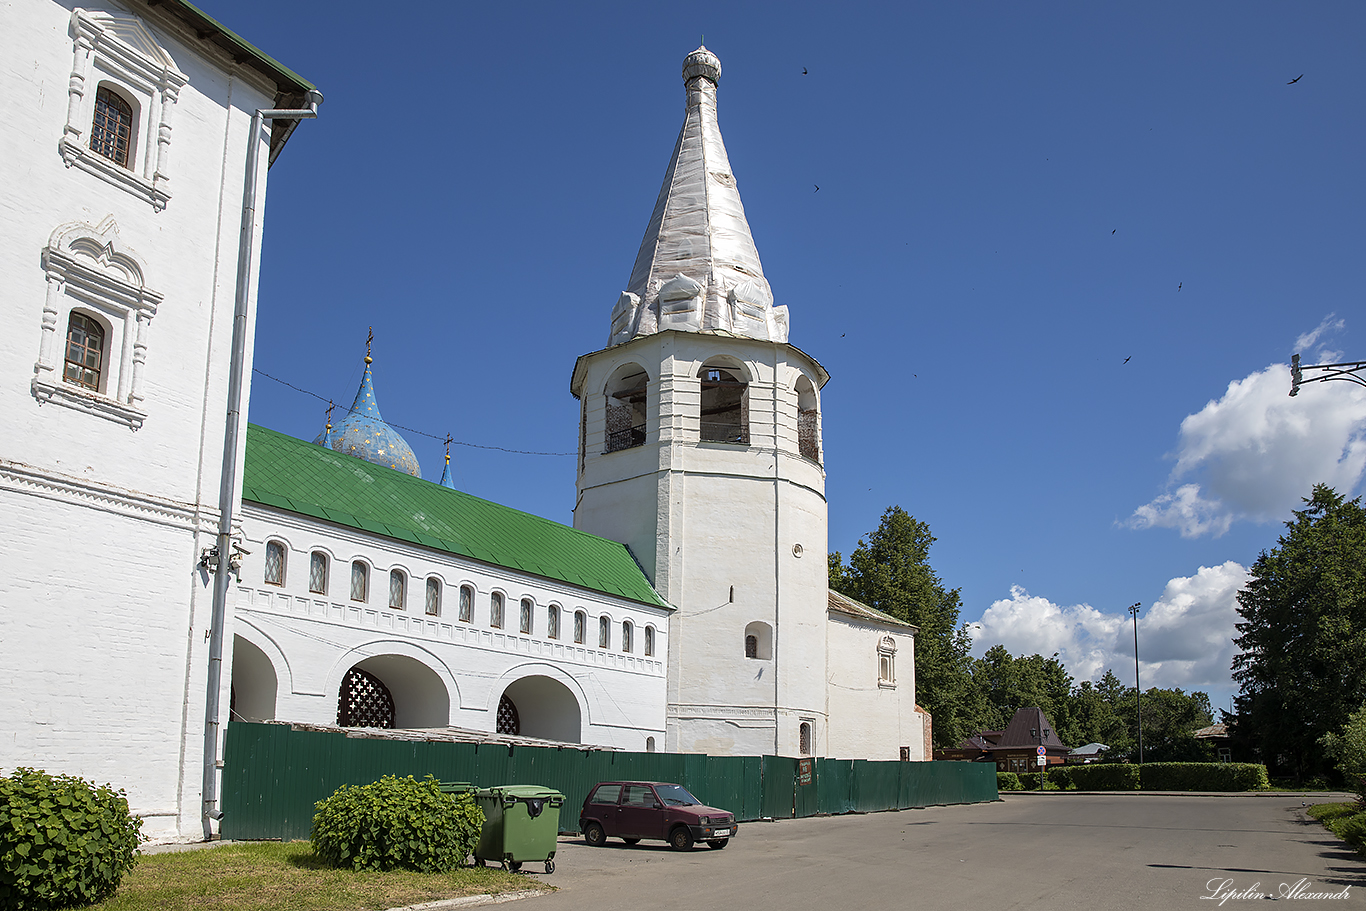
654,784 -> 701,806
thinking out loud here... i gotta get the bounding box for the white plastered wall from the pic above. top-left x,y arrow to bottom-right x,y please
824,614 -> 924,761
234,504 -> 670,751
0,0 -> 280,841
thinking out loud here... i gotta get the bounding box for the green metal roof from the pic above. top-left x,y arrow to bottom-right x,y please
243,424 -> 671,610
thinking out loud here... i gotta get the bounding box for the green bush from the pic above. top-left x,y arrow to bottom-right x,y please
0,767 -> 143,910
996,772 -> 1021,791
1334,813 -> 1366,853
310,775 -> 484,872
1017,772 -> 1062,791
1139,762 -> 1270,791
1063,763 -> 1141,790
1307,802 -> 1358,824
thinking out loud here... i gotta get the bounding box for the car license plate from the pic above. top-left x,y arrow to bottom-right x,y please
713,828 -> 731,837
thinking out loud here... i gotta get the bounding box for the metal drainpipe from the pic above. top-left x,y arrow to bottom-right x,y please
202,90 -> 322,841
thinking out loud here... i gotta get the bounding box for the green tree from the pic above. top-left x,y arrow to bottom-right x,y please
1319,702 -> 1366,803
1232,485 -> 1366,777
971,646 -> 1074,736
830,506 -> 983,747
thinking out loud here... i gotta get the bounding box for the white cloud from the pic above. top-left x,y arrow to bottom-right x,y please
1128,356 -> 1366,537
1296,313 -> 1346,364
970,561 -> 1250,694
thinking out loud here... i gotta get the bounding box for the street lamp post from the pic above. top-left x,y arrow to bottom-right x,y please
1128,602 -> 1143,765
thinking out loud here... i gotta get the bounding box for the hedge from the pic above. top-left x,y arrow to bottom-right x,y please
1139,763 -> 1269,791
311,775 -> 484,872
1062,763 -> 1141,790
997,772 -> 1022,791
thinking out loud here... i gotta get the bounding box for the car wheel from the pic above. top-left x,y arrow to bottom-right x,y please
707,838 -> 729,849
669,826 -> 694,851
584,822 -> 607,847
622,837 -> 641,845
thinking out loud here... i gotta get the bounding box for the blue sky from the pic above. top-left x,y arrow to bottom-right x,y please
206,1 -> 1366,714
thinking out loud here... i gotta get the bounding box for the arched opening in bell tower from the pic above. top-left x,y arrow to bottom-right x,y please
604,364 -> 649,452
795,374 -> 821,463
698,360 -> 749,444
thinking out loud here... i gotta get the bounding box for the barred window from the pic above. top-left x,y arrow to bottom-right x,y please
350,561 -> 368,602
490,592 -> 504,628
63,313 -> 104,391
574,610 -> 586,644
458,585 -> 474,622
547,604 -> 560,639
264,541 -> 285,586
622,621 -> 633,653
598,615 -> 610,649
388,569 -> 406,610
425,577 -> 441,616
309,551 -> 328,594
644,626 -> 655,657
520,598 -> 533,634
90,86 -> 133,167
799,722 -> 812,756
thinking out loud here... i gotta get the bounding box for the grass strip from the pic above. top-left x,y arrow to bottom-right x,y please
75,842 -> 545,911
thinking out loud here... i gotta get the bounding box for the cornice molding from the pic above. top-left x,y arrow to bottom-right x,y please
0,459 -> 215,534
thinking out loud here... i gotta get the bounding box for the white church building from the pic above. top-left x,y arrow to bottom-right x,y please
1,0 -> 925,844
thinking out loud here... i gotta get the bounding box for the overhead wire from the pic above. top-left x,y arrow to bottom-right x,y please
251,367 -> 575,457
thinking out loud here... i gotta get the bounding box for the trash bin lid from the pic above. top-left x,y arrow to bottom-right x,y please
438,781 -> 474,793
483,784 -> 565,810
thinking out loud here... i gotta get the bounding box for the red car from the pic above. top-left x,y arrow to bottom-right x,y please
579,781 -> 737,850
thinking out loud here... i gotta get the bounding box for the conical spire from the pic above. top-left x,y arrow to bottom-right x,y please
438,435 -> 456,489
607,45 -> 789,347
313,330 -> 422,477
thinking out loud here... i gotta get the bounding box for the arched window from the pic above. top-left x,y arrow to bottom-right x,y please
458,585 -> 474,622
698,364 -> 749,444
519,598 -> 534,634
350,561 -> 369,602
63,313 -> 105,391
796,375 -> 820,463
622,621 -> 633,653
644,626 -> 655,657
547,604 -> 561,639
90,85 -> 133,168
598,615 -> 610,649
263,541 -> 286,586
605,364 -> 649,452
878,636 -> 897,686
799,722 -> 812,756
425,577 -> 441,616
497,693 -> 520,735
574,610 -> 586,644
744,621 -> 773,660
646,736 -> 656,752
490,592 -> 504,628
309,551 -> 328,594
337,667 -> 394,728
388,569 -> 407,610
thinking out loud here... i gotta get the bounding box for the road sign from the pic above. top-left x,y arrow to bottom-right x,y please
1036,746 -> 1046,756
1036,755 -> 1047,767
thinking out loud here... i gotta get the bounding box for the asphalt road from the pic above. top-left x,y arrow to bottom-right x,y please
525,793 -> 1365,910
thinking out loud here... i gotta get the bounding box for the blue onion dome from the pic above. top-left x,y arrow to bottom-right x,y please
313,355 -> 421,477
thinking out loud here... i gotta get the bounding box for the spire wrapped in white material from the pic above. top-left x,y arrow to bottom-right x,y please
609,46 -> 789,347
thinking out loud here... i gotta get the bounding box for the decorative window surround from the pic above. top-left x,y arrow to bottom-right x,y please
878,635 -> 897,688
33,218 -> 161,430
61,9 -> 188,211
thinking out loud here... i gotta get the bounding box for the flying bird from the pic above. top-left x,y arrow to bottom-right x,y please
802,67 -> 808,75
1112,229 -> 1116,234
1123,356 -> 1131,364
814,184 -> 820,192
1287,74 -> 1303,84
1178,282 -> 1182,291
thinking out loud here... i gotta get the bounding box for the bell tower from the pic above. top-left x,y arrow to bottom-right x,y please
571,46 -> 831,757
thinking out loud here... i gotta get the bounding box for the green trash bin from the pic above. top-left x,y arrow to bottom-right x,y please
473,785 -> 565,874
438,781 -> 474,796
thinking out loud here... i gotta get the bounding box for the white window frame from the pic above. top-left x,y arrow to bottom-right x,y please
33,218 -> 161,429
60,9 -> 188,211
308,551 -> 328,595
424,577 -> 441,616
263,540 -> 286,586
388,569 -> 407,611
878,636 -> 897,688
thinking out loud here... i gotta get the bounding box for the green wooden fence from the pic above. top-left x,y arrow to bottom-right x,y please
220,722 -> 997,841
